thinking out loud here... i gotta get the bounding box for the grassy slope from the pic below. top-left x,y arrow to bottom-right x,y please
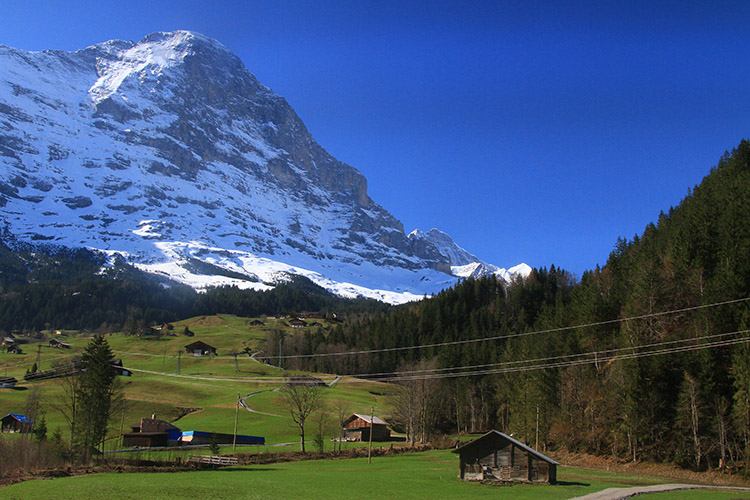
0,316 -> 391,447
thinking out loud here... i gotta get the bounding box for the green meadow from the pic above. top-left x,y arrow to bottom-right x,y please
3,450 -> 750,500
0,316 -> 394,448
3,317 -> 749,500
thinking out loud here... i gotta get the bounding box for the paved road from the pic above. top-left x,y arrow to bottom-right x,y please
570,483 -> 750,500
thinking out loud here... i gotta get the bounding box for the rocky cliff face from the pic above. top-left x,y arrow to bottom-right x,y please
0,31 -> 528,303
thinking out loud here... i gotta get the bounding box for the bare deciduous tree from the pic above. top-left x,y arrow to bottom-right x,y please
333,398 -> 349,453
279,379 -> 325,453
391,359 -> 439,445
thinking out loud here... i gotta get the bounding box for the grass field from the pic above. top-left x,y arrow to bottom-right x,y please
3,450 -> 749,500
3,317 -> 749,499
0,316 -> 394,448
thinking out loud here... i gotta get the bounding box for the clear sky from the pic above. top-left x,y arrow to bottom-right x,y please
2,1 -> 749,277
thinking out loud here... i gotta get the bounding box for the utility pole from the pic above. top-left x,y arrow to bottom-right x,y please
278,335 -> 283,370
36,344 -> 41,365
535,404 -> 540,451
118,406 -> 126,457
176,350 -> 181,375
368,406 -> 374,464
233,393 -> 240,450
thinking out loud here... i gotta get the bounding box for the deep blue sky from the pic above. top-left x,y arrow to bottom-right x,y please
2,1 -> 749,276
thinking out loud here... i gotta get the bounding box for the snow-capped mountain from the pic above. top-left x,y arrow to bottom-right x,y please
0,31 -> 530,304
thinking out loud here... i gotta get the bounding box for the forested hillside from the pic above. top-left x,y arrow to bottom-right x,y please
277,140 -> 750,469
0,237 -> 387,332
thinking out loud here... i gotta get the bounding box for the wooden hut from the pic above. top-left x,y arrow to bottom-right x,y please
453,430 -> 558,484
48,338 -> 71,349
1,413 -> 33,433
342,414 -> 391,442
122,416 -> 181,447
0,377 -> 18,388
185,340 -> 217,356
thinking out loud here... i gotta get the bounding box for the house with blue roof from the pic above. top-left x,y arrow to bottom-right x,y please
1,413 -> 34,433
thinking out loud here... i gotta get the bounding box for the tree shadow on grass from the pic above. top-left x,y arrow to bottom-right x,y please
203,467 -> 279,473
556,481 -> 591,486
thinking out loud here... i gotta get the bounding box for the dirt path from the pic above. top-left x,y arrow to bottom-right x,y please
239,388 -> 282,417
570,483 -> 750,499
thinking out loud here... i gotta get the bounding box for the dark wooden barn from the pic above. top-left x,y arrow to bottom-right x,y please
0,376 -> 18,388
342,414 -> 391,442
122,416 -> 181,447
453,430 -> 558,484
185,340 -> 217,356
1,413 -> 33,433
48,338 -> 71,349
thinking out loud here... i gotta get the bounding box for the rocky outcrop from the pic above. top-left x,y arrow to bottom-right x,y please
0,31 -> 527,302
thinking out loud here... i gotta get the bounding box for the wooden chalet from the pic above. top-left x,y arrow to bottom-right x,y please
48,338 -> 71,349
6,345 -> 22,354
185,340 -> 217,356
342,413 -> 391,442
112,359 -> 132,377
0,376 -> 18,388
250,319 -> 265,326
288,319 -> 307,328
122,416 -> 181,448
1,413 -> 33,433
2,336 -> 16,346
453,430 -> 558,484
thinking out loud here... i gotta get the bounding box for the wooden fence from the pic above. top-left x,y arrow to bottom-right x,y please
188,455 -> 239,466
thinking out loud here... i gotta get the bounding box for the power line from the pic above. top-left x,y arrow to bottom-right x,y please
10,296 -> 749,387
339,329 -> 750,379
105,328 -> 750,387
258,296 -> 750,360
375,334 -> 750,382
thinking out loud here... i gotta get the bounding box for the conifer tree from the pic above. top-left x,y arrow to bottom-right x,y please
76,336 -> 121,461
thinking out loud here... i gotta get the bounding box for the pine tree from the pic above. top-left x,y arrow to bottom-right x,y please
76,336 -> 121,461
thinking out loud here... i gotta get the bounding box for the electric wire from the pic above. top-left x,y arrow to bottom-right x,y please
258,296 -> 750,360
101,328 -> 750,386
9,296 -> 750,386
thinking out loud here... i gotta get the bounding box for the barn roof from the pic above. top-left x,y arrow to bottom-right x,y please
3,413 -> 33,424
347,413 -> 389,426
185,340 -> 216,350
453,430 -> 559,465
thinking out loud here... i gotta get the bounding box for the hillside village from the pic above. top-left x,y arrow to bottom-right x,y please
0,314 -> 571,491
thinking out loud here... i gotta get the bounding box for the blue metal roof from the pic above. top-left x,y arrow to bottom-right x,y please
7,413 -> 33,423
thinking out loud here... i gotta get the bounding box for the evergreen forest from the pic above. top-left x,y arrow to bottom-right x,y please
275,140 -> 750,470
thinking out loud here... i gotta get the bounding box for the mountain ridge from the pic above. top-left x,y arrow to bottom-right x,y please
0,30 -> 529,303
